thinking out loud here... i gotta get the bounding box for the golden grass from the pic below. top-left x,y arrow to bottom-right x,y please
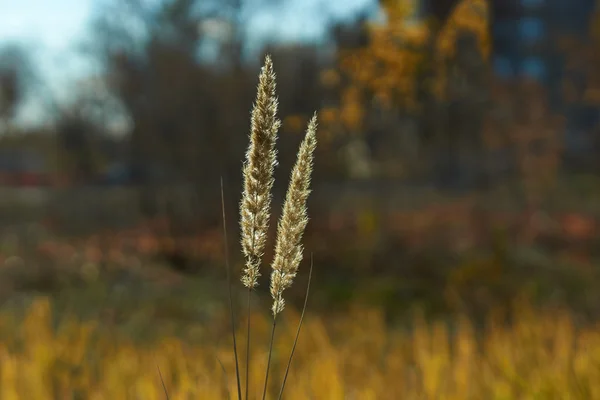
1,297 -> 599,399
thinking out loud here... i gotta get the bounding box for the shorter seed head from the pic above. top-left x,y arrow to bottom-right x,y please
270,113 -> 317,316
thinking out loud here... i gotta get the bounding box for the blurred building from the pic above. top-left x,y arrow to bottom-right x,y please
489,0 -> 597,167
422,0 -> 598,167
422,0 -> 595,83
490,0 -> 594,86
0,149 -> 49,186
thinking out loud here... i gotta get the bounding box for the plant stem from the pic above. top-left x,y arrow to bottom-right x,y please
278,255 -> 313,400
222,177 -> 243,400
245,287 -> 251,400
262,315 -> 278,400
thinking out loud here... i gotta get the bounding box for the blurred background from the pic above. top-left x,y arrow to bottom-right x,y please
1,0 -> 600,318
2,0 -> 600,397
1,0 -> 599,319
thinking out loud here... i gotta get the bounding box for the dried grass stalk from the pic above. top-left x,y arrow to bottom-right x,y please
240,55 -> 280,289
269,114 -> 317,316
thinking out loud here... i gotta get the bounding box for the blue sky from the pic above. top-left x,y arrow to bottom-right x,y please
1,0 -> 103,124
0,0 -> 93,49
0,0 -> 95,91
0,0 -> 376,125
0,0 -> 99,88
0,0 -> 377,49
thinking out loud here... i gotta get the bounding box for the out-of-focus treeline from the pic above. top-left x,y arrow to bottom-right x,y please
1,0 -> 597,199
1,0 -> 600,318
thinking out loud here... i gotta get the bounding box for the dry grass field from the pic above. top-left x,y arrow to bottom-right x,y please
0,297 -> 599,399
1,51 -> 600,400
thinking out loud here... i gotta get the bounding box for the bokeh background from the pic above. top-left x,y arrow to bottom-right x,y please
1,0 -> 600,398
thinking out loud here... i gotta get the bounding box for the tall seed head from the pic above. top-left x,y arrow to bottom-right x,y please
270,113 -> 317,315
240,55 -> 280,289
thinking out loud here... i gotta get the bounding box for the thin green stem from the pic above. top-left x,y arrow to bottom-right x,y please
261,315 -> 279,400
277,254 -> 313,400
157,364 -> 169,400
245,287 -> 251,400
222,177 -> 243,400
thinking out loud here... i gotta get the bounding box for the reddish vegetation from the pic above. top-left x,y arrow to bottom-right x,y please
1,201 -> 595,275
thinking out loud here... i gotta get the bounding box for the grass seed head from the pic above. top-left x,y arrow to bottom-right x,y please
270,113 -> 317,315
240,55 -> 281,289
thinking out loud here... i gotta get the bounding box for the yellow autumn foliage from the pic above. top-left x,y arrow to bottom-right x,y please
322,0 -> 491,137
432,0 -> 491,101
435,0 -> 491,62
337,0 -> 429,117
1,296 -> 600,398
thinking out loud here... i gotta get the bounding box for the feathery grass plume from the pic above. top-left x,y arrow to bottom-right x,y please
269,114 -> 317,316
240,54 -> 280,400
240,54 -> 280,289
262,114 -> 317,400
